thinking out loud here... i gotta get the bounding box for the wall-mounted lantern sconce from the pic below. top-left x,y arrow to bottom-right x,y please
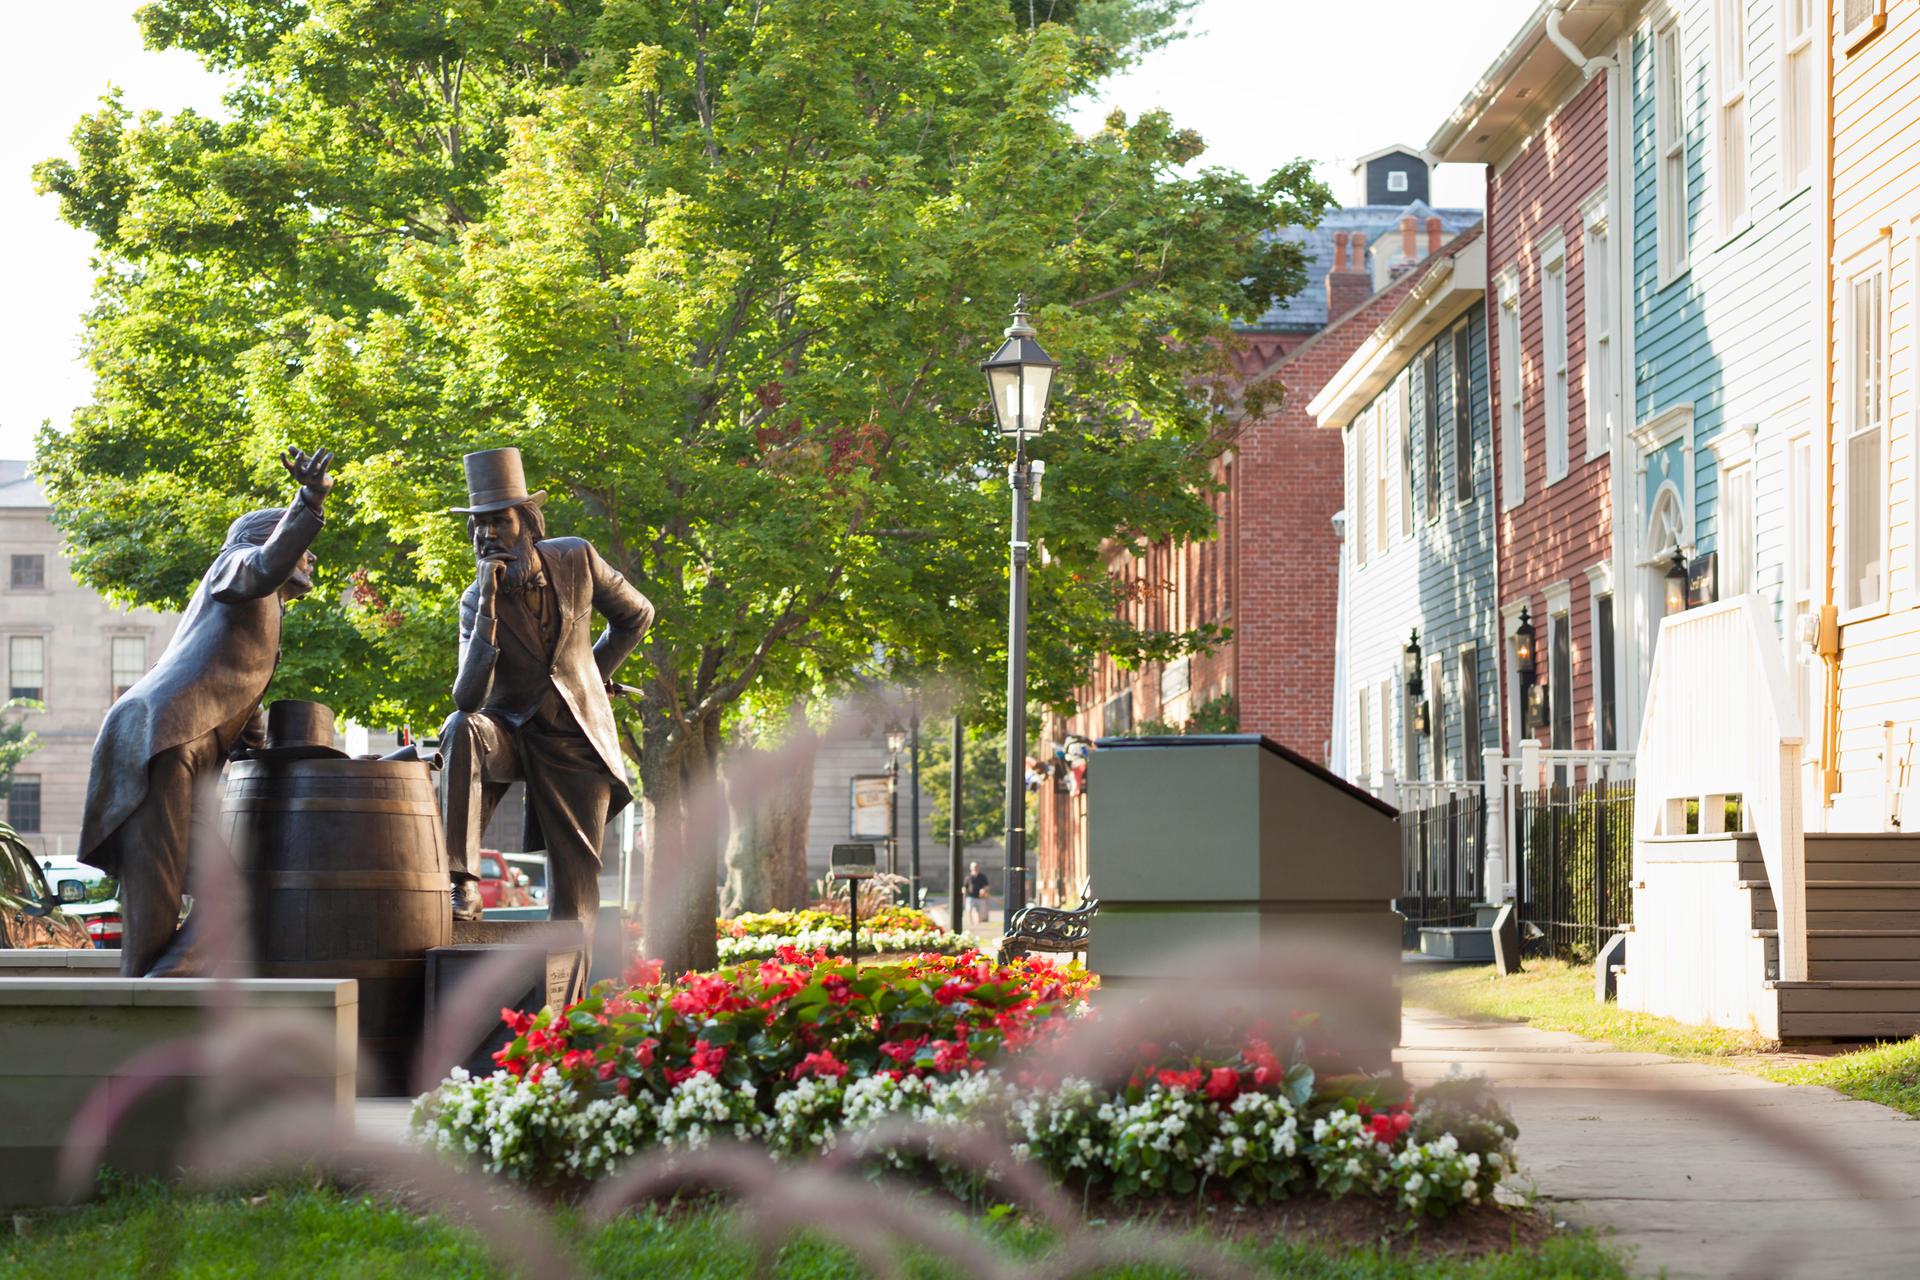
1664,550 -> 1690,616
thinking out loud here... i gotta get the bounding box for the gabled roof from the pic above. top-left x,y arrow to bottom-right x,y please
1241,200 -> 1483,333
1427,0 -> 1635,165
1307,226 -> 1488,427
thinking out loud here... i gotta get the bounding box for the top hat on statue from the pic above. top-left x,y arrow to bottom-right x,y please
448,447 -> 548,516
252,700 -> 348,761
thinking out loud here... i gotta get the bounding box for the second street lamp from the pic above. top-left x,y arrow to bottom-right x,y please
981,297 -> 1059,922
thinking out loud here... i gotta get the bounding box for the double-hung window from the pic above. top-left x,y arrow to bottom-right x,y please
1452,321 -> 1474,502
1353,411 -> 1371,566
1541,233 -> 1570,485
1581,200 -> 1615,461
1781,0 -> 1814,190
111,635 -> 147,701
1722,460 -> 1755,596
1357,685 -> 1373,780
1550,608 -> 1573,752
1844,260 -> 1887,613
9,636 -> 45,703
1842,0 -> 1887,53
1715,0 -> 1748,234
1375,396 -> 1392,552
1459,647 -> 1482,779
1655,20 -> 1690,280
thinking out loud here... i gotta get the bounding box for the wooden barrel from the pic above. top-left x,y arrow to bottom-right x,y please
223,758 -> 450,1096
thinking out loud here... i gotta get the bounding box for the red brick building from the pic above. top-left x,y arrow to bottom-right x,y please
1030,151 -> 1481,904
1446,71 -> 1619,756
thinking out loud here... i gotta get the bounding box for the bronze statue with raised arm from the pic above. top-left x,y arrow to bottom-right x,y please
78,447 -> 335,976
440,448 -> 653,951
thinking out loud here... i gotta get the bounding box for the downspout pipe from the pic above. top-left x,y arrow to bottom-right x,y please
1546,1 -> 1618,79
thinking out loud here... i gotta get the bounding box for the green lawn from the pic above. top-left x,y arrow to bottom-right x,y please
1405,959 -> 1920,1115
3,1182 -> 1630,1280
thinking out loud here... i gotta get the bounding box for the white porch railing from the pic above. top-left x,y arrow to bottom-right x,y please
1633,594 -> 1806,979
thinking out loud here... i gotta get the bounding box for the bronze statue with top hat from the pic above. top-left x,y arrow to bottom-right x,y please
441,448 -> 654,946
78,447 -> 335,977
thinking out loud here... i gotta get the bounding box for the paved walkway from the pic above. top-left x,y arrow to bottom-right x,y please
1401,1007 -> 1920,1278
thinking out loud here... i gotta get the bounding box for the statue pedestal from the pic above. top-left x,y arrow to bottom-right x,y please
423,921 -> 588,1083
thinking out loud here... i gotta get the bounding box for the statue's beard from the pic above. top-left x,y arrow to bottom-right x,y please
478,529 -> 542,589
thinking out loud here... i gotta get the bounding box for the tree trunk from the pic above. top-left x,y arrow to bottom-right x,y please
640,709 -> 724,975
720,710 -> 818,916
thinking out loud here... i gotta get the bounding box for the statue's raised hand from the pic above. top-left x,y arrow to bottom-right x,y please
281,446 -> 335,503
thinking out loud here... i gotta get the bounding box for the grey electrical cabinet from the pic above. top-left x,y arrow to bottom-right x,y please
1085,734 -> 1402,1072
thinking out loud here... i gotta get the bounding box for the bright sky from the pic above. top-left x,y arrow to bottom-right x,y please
0,0 -> 1539,461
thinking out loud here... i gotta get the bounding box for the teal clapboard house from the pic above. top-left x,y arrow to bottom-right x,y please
1624,0 -> 1820,724
1314,227 -> 1502,794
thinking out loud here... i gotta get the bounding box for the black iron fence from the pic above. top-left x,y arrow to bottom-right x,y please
1396,791 -> 1484,929
1514,780 -> 1634,961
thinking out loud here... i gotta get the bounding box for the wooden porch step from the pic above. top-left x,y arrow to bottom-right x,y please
1769,979 -> 1920,1037
1805,833 -> 1920,863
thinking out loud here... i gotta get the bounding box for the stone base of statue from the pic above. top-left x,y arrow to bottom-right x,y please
1084,735 -> 1403,1074
423,920 -> 588,1082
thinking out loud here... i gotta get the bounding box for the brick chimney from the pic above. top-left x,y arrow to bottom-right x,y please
1427,216 -> 1444,256
1325,229 -> 1372,318
1400,214 -> 1418,263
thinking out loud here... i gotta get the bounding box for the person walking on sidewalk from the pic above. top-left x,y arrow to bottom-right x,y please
966,861 -> 992,924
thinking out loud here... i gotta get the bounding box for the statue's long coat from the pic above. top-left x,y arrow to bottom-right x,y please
78,501 -> 324,872
450,536 -> 654,840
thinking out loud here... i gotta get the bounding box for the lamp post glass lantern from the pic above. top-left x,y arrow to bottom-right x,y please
982,298 -> 1058,921
885,722 -> 905,877
1664,550 -> 1690,616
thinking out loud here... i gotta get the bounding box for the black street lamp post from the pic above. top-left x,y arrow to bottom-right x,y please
885,722 -> 907,880
908,700 -> 922,909
981,298 -> 1058,922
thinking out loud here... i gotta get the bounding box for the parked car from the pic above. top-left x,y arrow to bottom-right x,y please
1,823 -> 91,949
503,852 -> 549,906
476,852 -> 533,909
33,855 -> 121,949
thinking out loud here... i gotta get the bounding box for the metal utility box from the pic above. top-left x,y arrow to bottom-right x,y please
1086,735 -> 1402,1072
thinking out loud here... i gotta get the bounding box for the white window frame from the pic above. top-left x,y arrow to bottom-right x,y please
1376,390 -> 1393,552
1398,374 -> 1415,538
1357,683 -> 1372,780
1581,192 -> 1616,462
1655,17 -> 1691,284
1784,420 -> 1817,626
1840,0 -> 1886,56
1427,654 -> 1446,779
1497,269 -> 1525,509
1712,425 -> 1757,597
1713,0 -> 1749,237
1779,0 -> 1814,194
1353,410 -> 1371,567
1541,231 -> 1570,485
1840,235 -> 1890,621
1545,582 -> 1575,751
1387,169 -> 1409,193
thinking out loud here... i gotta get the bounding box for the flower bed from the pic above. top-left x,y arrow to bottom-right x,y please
714,907 -> 970,962
413,950 -> 1513,1218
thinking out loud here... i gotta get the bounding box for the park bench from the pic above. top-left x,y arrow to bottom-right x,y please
997,881 -> 1100,964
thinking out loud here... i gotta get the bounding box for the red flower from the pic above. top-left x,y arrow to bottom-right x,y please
690,1040 -> 729,1075
792,1050 -> 848,1080
597,1060 -> 618,1082
622,956 -> 664,987
561,1049 -> 596,1073
632,1038 -> 658,1067
930,1039 -> 974,1074
615,1076 -> 632,1096
671,975 -> 749,1018
878,1036 -> 927,1065
1204,1067 -> 1241,1104
1156,1068 -> 1205,1093
821,975 -> 854,1006
501,1007 -> 535,1036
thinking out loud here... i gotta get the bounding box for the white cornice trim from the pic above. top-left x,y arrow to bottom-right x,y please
1630,402 -> 1695,454
1709,423 -> 1757,470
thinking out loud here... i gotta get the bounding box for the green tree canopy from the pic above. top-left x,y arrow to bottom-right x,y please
36,0 -> 1329,970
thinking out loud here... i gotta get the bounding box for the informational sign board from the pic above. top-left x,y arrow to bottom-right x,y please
831,842 -> 877,881
849,774 -> 892,839
1687,551 -> 1719,609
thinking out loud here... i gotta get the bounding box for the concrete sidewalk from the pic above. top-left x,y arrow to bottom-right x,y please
1400,1007 -> 1920,1278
